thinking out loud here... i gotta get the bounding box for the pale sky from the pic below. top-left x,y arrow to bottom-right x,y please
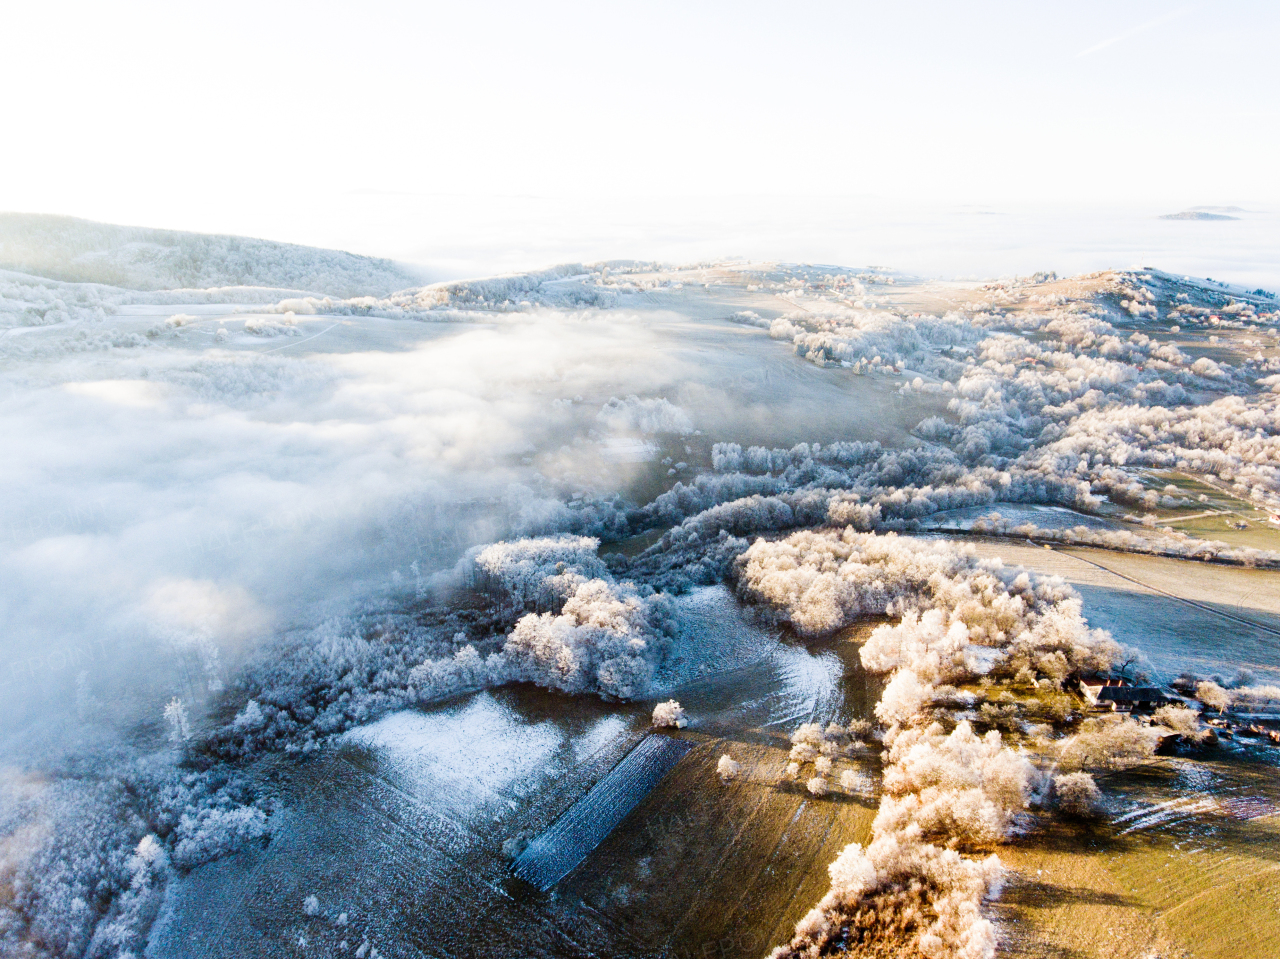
3,0 -> 1278,265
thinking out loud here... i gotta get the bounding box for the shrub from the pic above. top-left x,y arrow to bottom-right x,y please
1053,773 -> 1103,817
652,700 -> 688,728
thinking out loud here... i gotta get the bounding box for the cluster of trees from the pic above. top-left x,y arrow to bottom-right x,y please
18,264 -> 1278,959
785,721 -> 874,796
1151,705 -> 1213,744
601,439 -> 1098,595
471,535 -> 680,699
500,576 -> 675,699
573,272 -> 1280,609
874,721 -> 1034,846
472,535 -> 610,612
745,529 -> 1142,959
948,294 -> 1280,508
769,307 -> 976,375
1228,683 -> 1280,708
734,528 -> 1119,685
258,262 -> 648,318
596,395 -> 693,435
967,512 -> 1280,567
0,275 -> 112,328
684,273 -> 1280,550
243,313 -> 303,337
1192,679 -> 1280,712
0,763 -> 271,958
205,611 -> 473,760
213,535 -> 682,762
9,532 -> 680,957
1055,717 -> 1161,770
772,804 -> 1005,959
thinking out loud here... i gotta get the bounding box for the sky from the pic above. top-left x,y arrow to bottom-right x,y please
2,0 -> 1278,274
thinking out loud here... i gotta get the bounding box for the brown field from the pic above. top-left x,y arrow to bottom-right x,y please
996,756 -> 1280,959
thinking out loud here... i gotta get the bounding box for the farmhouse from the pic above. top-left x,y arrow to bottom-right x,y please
1079,676 -> 1169,713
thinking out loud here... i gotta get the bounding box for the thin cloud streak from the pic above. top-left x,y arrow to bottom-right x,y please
1076,5 -> 1197,58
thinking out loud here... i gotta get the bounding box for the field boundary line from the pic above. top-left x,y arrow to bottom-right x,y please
1055,547 -> 1280,639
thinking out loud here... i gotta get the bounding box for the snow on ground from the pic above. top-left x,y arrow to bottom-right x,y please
341,695 -> 564,813
654,586 -> 847,733
657,585 -> 781,684
924,503 -> 1122,533
763,646 -> 845,729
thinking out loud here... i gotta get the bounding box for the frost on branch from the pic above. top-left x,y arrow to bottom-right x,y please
1152,704 -> 1212,744
771,833 -> 1003,959
1056,717 -> 1160,770
471,535 -> 680,699
1195,680 -> 1231,713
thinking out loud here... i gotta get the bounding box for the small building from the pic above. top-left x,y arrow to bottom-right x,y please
1078,674 -> 1169,712
1080,679 -> 1168,712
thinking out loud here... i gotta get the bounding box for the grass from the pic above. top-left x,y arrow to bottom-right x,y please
1098,757 -> 1280,959
1137,470 -> 1280,552
992,753 -> 1280,959
558,737 -> 879,958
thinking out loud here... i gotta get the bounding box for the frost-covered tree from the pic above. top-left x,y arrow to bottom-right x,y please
1053,772 -> 1103,817
1195,680 -> 1231,714
839,769 -> 872,795
1057,717 -> 1160,770
164,697 -> 191,743
652,699 -> 688,728
717,754 -> 742,781
597,395 -> 693,435
751,533 -> 1080,959
1153,704 -> 1212,743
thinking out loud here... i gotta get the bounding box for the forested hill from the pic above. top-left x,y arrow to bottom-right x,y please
0,213 -> 424,296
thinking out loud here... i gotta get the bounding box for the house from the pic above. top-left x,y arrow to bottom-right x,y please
1079,676 -> 1168,712
1095,686 -> 1169,712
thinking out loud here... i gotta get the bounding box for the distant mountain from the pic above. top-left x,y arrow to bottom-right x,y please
0,213 -> 426,296
1159,210 -> 1240,221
